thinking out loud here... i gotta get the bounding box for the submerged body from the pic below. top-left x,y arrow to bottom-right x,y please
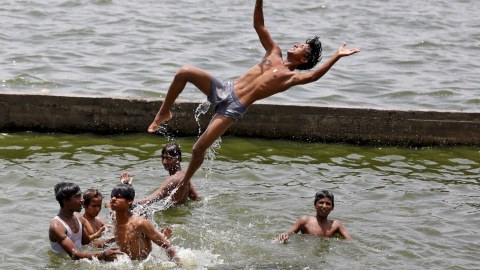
276,191 -> 352,242
110,184 -> 176,260
81,190 -> 106,240
119,143 -> 200,208
48,182 -> 122,261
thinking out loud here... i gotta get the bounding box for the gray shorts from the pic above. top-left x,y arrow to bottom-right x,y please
208,76 -> 247,120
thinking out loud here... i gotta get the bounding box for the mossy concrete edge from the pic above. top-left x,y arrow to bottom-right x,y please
1,92 -> 479,146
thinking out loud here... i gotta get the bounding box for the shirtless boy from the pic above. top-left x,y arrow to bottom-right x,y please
81,189 -> 106,240
119,143 -> 200,207
276,190 -> 352,242
148,0 -> 360,196
109,184 -> 177,260
48,182 -> 122,261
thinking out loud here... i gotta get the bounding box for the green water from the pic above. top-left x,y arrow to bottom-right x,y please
0,132 -> 479,269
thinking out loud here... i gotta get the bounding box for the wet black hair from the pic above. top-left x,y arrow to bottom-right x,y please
162,142 -> 182,160
111,184 -> 135,201
83,189 -> 104,207
314,190 -> 334,207
54,182 -> 81,208
297,36 -> 323,71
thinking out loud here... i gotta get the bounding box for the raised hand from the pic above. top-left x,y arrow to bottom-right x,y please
161,226 -> 173,239
120,172 -> 133,185
337,42 -> 360,57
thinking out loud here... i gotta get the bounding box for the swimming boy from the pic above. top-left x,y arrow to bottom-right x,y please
147,0 -> 360,197
119,143 -> 200,207
276,190 -> 352,242
81,189 -> 107,241
109,184 -> 177,260
48,182 -> 123,261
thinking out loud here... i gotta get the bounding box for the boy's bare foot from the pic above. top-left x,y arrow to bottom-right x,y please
148,111 -> 173,133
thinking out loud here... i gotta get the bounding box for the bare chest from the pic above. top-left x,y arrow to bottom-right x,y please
304,219 -> 336,237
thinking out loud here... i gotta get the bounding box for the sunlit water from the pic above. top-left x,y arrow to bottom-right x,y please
1,0 -> 480,268
1,0 -> 480,111
0,132 -> 479,269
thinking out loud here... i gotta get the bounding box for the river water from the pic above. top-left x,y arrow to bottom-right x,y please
1,0 -> 480,269
1,0 -> 480,111
0,133 -> 479,269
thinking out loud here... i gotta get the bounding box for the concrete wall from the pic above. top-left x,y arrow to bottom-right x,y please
1,92 -> 479,146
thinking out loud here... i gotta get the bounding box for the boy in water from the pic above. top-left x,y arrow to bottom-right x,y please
49,182 -> 123,261
109,184 -> 177,260
148,0 -> 360,197
276,190 -> 352,242
81,189 -> 107,240
119,143 -> 200,207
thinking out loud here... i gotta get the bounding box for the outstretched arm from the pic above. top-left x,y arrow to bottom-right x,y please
253,0 -> 280,55
135,179 -> 172,206
295,42 -> 361,85
276,217 -> 305,242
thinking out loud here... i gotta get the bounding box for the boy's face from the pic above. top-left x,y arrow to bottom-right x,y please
84,197 -> 103,217
314,197 -> 333,217
162,154 -> 180,172
110,195 -> 132,211
287,43 -> 310,62
65,192 -> 84,212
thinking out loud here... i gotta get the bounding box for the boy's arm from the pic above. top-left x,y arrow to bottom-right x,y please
294,42 -> 361,85
335,220 -> 353,240
91,237 -> 115,248
139,220 -> 177,260
49,220 -> 122,261
188,183 -> 201,201
135,180 -> 171,206
253,0 -> 280,55
276,217 -> 305,242
76,215 -> 92,245
89,225 -> 106,241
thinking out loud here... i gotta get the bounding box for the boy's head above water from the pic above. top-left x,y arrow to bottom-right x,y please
83,189 -> 104,217
83,189 -> 104,207
54,182 -> 81,207
111,184 -> 135,201
314,190 -> 334,207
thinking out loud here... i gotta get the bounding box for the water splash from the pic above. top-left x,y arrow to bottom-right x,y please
194,101 -> 210,135
153,124 -> 176,142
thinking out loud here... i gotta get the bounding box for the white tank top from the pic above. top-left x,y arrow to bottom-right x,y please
50,215 -> 83,253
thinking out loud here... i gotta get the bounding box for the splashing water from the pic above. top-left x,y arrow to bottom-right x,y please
153,124 -> 176,142
194,101 -> 211,136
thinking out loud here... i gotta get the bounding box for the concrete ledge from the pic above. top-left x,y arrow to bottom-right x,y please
1,92 -> 479,146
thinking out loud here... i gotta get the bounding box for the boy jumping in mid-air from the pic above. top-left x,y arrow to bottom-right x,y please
276,190 -> 352,242
148,0 -> 360,196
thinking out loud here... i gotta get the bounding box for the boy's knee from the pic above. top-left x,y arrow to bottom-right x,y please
191,144 -> 207,159
176,66 -> 194,78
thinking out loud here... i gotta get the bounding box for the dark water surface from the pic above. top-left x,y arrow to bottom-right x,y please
0,133 -> 479,269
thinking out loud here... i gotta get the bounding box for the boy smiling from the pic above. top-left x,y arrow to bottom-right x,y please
276,190 -> 352,242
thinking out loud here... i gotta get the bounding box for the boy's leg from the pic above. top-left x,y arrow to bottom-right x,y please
148,66 -> 213,133
180,114 -> 235,185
